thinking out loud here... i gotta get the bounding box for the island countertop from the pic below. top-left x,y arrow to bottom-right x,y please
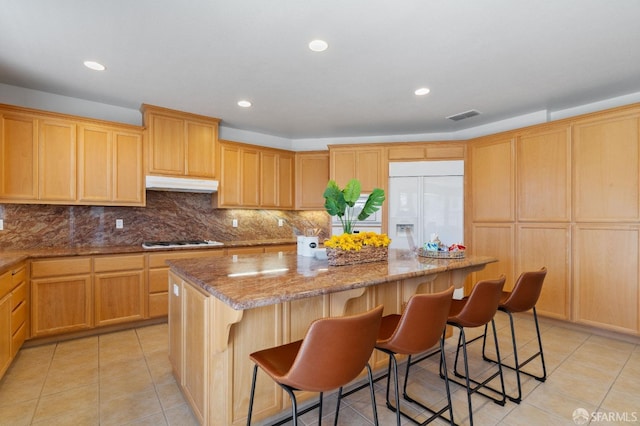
167,249 -> 497,310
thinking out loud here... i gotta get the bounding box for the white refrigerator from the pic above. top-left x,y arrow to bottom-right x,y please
388,160 -> 464,250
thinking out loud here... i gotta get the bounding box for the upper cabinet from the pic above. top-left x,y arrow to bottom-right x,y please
0,104 -> 144,206
329,146 -> 384,193
141,104 -> 220,179
217,140 -> 295,209
295,151 -> 329,209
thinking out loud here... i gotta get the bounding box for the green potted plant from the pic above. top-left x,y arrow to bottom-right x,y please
323,179 -> 385,234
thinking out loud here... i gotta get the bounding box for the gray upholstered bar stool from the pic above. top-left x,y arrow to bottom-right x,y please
375,286 -> 455,426
246,305 -> 383,426
479,267 -> 548,403
444,275 -> 507,426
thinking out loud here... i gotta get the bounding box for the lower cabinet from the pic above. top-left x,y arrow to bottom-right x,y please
168,271 -> 209,424
94,255 -> 145,327
31,257 -> 93,337
1,263 -> 29,379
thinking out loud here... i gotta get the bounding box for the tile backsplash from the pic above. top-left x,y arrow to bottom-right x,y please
0,191 -> 330,249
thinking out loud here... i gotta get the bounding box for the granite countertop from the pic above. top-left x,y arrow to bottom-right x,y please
0,239 -> 297,274
167,250 -> 497,310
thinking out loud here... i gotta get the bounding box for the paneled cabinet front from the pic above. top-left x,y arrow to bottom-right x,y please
142,104 -> 220,179
0,104 -> 144,206
329,146 -> 384,193
94,255 -> 145,327
218,140 -> 295,209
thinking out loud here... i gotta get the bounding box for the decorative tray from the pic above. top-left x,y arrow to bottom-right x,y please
416,248 -> 465,259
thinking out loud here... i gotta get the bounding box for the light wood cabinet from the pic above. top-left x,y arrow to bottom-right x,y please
218,140 -> 295,209
573,225 -> 639,334
38,119 -> 76,202
517,224 -> 571,320
0,111 -> 38,200
572,111 -> 640,221
148,250 -> 224,318
387,142 -> 465,161
142,104 -> 220,179
9,265 -> 27,358
471,224 -> 515,291
0,104 -> 144,206
94,255 -> 145,327
77,125 -> 144,205
516,125 -> 571,222
469,135 -> 515,222
295,151 -> 329,209
329,146 -> 384,193
31,257 -> 93,337
0,271 -> 12,379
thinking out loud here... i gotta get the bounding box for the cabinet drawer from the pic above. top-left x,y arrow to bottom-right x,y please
11,322 -> 26,358
0,271 -> 10,299
149,292 -> 168,317
31,257 -> 91,278
10,281 -> 26,311
149,269 -> 169,293
94,254 -> 144,272
11,301 -> 26,334
12,266 -> 26,286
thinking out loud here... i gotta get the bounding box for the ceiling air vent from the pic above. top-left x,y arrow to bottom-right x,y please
446,109 -> 481,122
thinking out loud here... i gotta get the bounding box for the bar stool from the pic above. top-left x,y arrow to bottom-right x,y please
479,267 -> 548,403
445,275 -> 506,426
246,305 -> 383,426
375,286 -> 455,426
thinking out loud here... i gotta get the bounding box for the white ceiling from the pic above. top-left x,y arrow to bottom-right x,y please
1,0 -> 640,141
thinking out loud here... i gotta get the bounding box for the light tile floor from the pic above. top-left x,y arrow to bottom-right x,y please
1,313 -> 639,425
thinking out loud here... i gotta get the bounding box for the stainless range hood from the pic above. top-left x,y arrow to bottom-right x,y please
145,175 -> 218,193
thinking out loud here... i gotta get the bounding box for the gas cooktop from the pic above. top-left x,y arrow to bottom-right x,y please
142,240 -> 224,249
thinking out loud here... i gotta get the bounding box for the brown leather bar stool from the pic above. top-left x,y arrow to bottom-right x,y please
479,267 -> 548,403
246,305 -> 383,426
445,275 -> 506,426
375,286 -> 455,426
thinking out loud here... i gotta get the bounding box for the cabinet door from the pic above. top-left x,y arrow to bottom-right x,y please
278,152 -> 295,209
573,113 -> 640,221
241,148 -> 260,207
517,125 -> 571,221
113,131 -> 144,205
182,282 -> 209,424
168,272 -> 183,379
330,150 -> 356,189
148,114 -> 185,175
77,125 -> 112,202
356,148 -> 384,192
0,112 -> 38,200
31,275 -> 92,337
94,270 -> 145,327
0,294 -> 10,378
38,119 -> 76,202
470,136 -> 515,222
219,143 -> 241,206
260,151 -> 278,208
185,120 -> 217,178
295,151 -> 329,209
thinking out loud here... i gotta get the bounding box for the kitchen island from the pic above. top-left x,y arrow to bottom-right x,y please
167,249 -> 496,425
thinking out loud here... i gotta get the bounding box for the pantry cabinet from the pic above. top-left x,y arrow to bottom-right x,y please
0,104 -> 144,206
142,104 -> 220,179
295,151 -> 329,209
77,125 -> 144,205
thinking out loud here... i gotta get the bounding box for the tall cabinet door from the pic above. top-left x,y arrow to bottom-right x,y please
241,148 -> 260,207
77,126 -> 112,202
113,131 -> 144,204
38,119 -> 76,202
185,120 -> 217,178
0,112 -> 38,200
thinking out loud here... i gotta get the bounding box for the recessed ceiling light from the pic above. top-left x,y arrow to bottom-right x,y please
308,39 -> 328,52
237,100 -> 252,108
83,61 -> 106,71
414,87 -> 430,96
